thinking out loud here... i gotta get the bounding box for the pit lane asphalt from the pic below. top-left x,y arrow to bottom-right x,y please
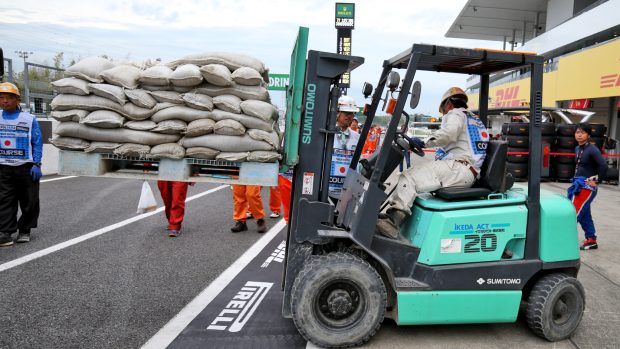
1,175 -> 619,349
0,177 -> 280,349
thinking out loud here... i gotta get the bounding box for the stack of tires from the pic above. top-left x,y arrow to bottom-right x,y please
553,124 -> 607,181
502,122 -> 555,182
553,124 -> 577,181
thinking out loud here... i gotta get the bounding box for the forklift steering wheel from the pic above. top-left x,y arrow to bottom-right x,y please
401,133 -> 425,157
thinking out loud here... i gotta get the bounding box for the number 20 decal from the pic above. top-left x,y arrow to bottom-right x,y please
464,234 -> 497,253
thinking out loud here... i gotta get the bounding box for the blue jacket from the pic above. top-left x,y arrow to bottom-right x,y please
1,109 -> 43,163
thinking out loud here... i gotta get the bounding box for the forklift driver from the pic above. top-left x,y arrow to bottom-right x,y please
329,95 -> 361,200
376,87 -> 489,239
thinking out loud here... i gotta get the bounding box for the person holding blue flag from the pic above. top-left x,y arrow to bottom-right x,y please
0,82 -> 43,246
567,123 -> 607,250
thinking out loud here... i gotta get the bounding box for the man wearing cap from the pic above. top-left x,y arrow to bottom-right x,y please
330,95 -> 360,199
0,82 -> 43,246
376,87 -> 489,239
349,116 -> 361,133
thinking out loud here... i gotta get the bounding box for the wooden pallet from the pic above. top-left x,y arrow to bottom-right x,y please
58,150 -> 279,186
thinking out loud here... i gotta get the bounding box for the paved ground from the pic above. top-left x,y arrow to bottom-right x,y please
0,174 -> 618,349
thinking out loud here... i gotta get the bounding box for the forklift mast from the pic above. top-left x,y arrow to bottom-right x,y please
281,46 -> 364,315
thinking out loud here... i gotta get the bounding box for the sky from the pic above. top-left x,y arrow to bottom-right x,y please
0,0 -> 503,115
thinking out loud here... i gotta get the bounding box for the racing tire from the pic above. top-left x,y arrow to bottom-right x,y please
526,273 -> 585,341
501,123 -> 509,135
556,124 -> 577,137
556,136 -> 577,149
541,122 -> 556,136
507,162 -> 528,179
589,137 -> 604,150
507,122 -> 529,136
552,147 -> 576,165
507,147 -> 528,163
291,252 -> 387,348
554,163 -> 574,179
506,135 -> 529,148
541,136 -> 555,147
589,124 -> 607,138
604,167 -> 619,184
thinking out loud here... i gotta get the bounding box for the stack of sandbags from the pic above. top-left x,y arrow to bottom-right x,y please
50,53 -> 281,163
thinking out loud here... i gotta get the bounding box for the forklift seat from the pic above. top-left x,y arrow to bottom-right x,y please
433,140 -> 513,201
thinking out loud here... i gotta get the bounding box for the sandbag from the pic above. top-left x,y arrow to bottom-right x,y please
50,136 -> 90,150
213,94 -> 242,114
182,93 -> 214,111
184,119 -> 216,137
240,100 -> 278,121
80,110 -> 125,129
152,120 -> 187,134
141,84 -> 171,91
179,134 -> 274,152
195,83 -> 269,101
169,64 -> 203,87
99,65 -> 141,89
121,102 -> 157,121
213,119 -> 245,136
247,129 -> 280,150
151,106 -> 211,123
51,94 -> 122,113
216,152 -> 249,162
200,64 -> 233,87
247,150 -> 281,163
172,85 -> 195,93
139,65 -> 173,86
55,122 -> 180,145
148,90 -> 183,104
209,109 -> 273,132
65,57 -> 114,83
150,143 -> 186,159
232,67 -> 263,86
168,52 -> 266,74
52,78 -> 90,95
185,147 -> 219,159
51,109 -> 89,122
113,143 -> 151,157
84,142 -> 121,153
88,83 -> 127,105
124,89 -> 157,109
124,120 -> 157,131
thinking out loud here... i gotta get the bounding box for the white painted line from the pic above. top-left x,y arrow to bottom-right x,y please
141,219 -> 287,349
306,341 -> 323,349
41,176 -> 77,183
0,185 -> 228,273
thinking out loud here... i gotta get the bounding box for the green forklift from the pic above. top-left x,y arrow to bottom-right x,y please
280,35 -> 584,348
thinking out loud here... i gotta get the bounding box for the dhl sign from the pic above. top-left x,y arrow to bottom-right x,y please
493,86 -> 527,107
600,73 -> 620,88
467,38 -> 620,108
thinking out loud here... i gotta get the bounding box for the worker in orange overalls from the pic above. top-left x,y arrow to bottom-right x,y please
268,185 -> 282,218
361,125 -> 380,157
157,181 -> 190,237
231,185 -> 266,233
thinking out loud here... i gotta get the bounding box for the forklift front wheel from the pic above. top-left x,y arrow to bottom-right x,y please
526,273 -> 585,341
291,252 -> 387,348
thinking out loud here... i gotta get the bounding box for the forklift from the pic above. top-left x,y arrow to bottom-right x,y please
281,42 -> 584,348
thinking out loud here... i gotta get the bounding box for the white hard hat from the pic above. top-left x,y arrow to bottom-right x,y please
439,86 -> 468,114
338,95 -> 358,113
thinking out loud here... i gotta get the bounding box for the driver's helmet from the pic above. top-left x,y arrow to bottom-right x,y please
338,95 -> 358,113
439,87 -> 467,114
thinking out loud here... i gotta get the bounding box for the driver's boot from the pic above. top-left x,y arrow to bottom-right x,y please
376,208 -> 409,239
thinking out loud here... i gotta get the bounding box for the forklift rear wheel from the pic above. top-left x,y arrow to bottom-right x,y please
291,252 -> 387,348
526,273 -> 585,341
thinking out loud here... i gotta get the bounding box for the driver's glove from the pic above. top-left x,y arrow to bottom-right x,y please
411,137 -> 425,148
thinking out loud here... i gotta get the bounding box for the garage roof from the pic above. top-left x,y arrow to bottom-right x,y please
446,0 -> 547,43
